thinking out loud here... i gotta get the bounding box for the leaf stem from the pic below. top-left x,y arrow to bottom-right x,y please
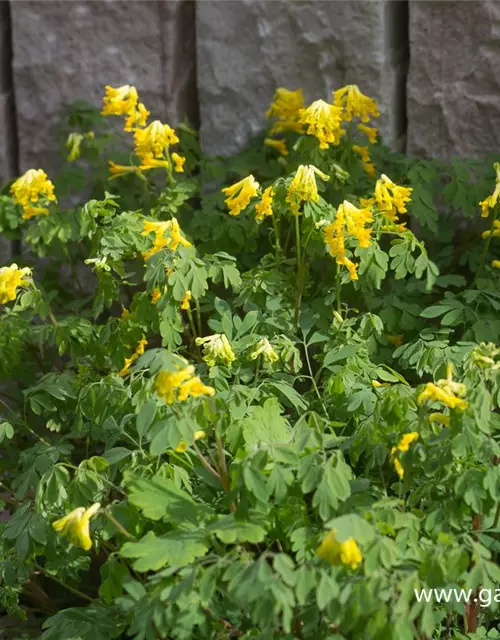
475,205 -> 499,283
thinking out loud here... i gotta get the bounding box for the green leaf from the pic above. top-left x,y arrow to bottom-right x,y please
241,398 -> 291,447
323,344 -> 358,367
120,531 -> 208,571
136,398 -> 157,439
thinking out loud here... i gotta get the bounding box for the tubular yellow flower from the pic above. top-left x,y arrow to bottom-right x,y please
352,145 -> 376,178
171,152 -> 186,173
479,163 -> 500,217
142,217 -> 192,260
138,157 -> 170,172
11,169 -> 56,219
264,138 -> 289,156
323,200 -> 373,281
375,174 -> 412,223
391,432 -> 419,479
52,503 -> 100,551
482,220 -> 500,239
126,102 -> 150,131
180,290 -> 192,310
298,99 -> 344,149
356,123 -> 378,144
119,337 -> 148,377
66,132 -> 84,162
174,429 -> 206,453
155,364 -> 195,404
221,175 -> 260,216
417,364 -> 468,410
151,288 -> 162,304
286,164 -> 330,213
333,84 -> 380,123
108,161 -> 141,179
493,260 -> 500,269
177,377 -> 216,402
266,88 -> 305,135
250,338 -> 279,364
134,120 -> 179,160
429,413 -> 451,426
196,333 -> 236,367
255,186 -> 274,222
101,85 -> 149,132
0,264 -> 32,304
371,380 -> 390,388
317,530 -> 362,570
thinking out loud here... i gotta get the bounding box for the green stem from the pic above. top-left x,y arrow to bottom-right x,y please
294,213 -> 302,325
33,562 -> 95,603
195,299 -> 203,337
335,263 -> 342,314
272,214 -> 281,258
303,341 -> 329,419
104,511 -> 135,540
476,206 -> 500,283
186,307 -> 198,341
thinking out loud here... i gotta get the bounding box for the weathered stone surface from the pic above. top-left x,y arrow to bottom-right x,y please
11,0 -> 197,173
0,91 -> 15,184
196,0 -> 407,157
407,1 -> 500,160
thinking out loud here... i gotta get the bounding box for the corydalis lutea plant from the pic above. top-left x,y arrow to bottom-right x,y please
0,82 -> 500,640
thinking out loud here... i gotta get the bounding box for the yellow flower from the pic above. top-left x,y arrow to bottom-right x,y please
180,290 -> 192,310
250,338 -> 279,364
333,84 -> 380,123
356,123 -> 378,144
299,99 -> 344,149
375,174 -> 412,223
52,503 -> 100,551
264,138 -> 289,156
119,337 -> 148,377
142,217 -> 192,260
317,530 -> 362,570
151,288 -> 162,304
174,430 -> 206,453
0,264 -> 31,304
417,364 -> 468,410
134,120 -> 179,160
155,361 -> 215,405
493,260 -> 500,269
255,186 -> 274,222
429,413 -> 450,427
352,145 -> 376,178
222,175 -> 260,216
138,157 -> 170,172
66,133 -> 84,162
101,85 -> 149,132
479,163 -> 500,217
108,161 -> 140,179
121,306 -> 130,319
266,88 -> 305,135
171,152 -> 186,173
371,380 -> 390,388
11,169 -> 56,218
286,165 -> 330,213
323,200 -> 373,280
482,220 -> 500,239
391,432 -> 419,479
155,364 -> 195,404
387,334 -> 403,346
196,333 -> 236,367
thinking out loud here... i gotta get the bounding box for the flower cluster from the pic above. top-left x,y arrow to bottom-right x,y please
391,432 -> 419,479
180,290 -> 192,310
10,169 -> 56,220
0,264 -> 32,304
141,217 -> 192,260
266,88 -> 305,136
375,174 -> 412,224
101,84 -> 149,131
286,164 -> 330,213
101,85 -> 185,178
479,162 -> 500,217
155,360 -> 215,404
317,530 -> 363,570
66,131 -> 95,163
196,334 -> 236,368
353,144 -> 375,178
52,503 -> 100,551
298,99 -> 343,149
418,364 -> 468,410
119,337 -> 148,377
250,338 -> 279,364
222,175 -> 261,217
333,84 -> 380,123
323,200 -> 373,280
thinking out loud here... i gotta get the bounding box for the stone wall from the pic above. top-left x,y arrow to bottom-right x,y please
0,0 -> 498,199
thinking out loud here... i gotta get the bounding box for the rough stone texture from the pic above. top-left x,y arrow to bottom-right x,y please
407,1 -> 500,160
10,0 -> 197,173
196,0 -> 408,157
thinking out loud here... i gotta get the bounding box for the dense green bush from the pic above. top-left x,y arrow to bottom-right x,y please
2,83 -> 500,639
